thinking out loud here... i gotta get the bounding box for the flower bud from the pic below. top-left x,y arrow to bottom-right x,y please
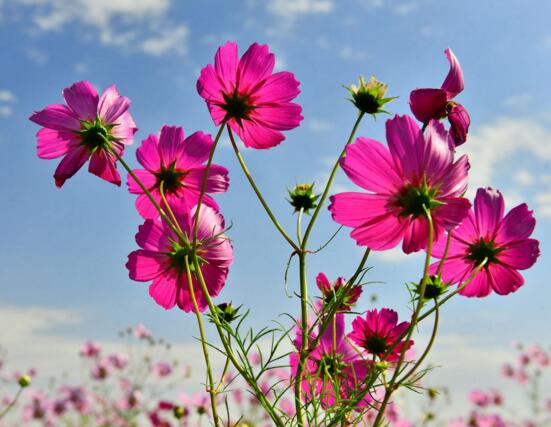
173,405 -> 187,419
447,101 -> 470,147
415,275 -> 448,300
346,76 -> 396,116
18,375 -> 31,388
213,302 -> 240,323
287,183 -> 319,214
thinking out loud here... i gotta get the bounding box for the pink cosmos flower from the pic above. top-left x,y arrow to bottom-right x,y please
30,81 -> 137,187
152,362 -> 172,378
79,341 -> 101,358
348,308 -> 413,361
107,353 -> 129,370
290,313 -> 370,408
429,188 -> 540,297
197,41 -> 303,149
469,390 -> 490,407
127,125 -> 229,219
329,115 -> 471,254
133,324 -> 152,340
126,205 -> 233,312
316,272 -> 362,312
409,48 -> 470,146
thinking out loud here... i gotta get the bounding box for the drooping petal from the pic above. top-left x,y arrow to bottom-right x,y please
495,203 -> 536,244
488,263 -> 524,296
498,239 -> 540,270
386,115 -> 425,181
30,104 -> 81,132
88,149 -> 121,186
340,137 -> 403,194
237,43 -> 275,94
149,273 -> 177,309
98,85 -> 131,124
54,146 -> 90,188
62,81 -> 99,121
126,250 -> 166,281
231,119 -> 285,149
441,48 -> 464,98
474,188 -> 504,239
251,71 -> 301,103
409,88 -> 447,123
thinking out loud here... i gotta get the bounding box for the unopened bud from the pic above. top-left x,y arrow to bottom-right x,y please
288,183 -> 319,214
346,76 -> 396,116
415,275 -> 448,300
214,302 -> 240,324
18,375 -> 31,388
173,405 -> 187,419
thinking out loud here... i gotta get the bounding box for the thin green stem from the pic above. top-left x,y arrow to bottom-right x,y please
435,231 -> 452,277
294,250 -> 308,427
159,180 -> 183,234
301,112 -> 364,249
0,387 -> 23,420
227,128 -> 299,252
183,256 -> 220,427
373,209 -> 435,427
296,208 -> 304,246
193,123 -> 226,246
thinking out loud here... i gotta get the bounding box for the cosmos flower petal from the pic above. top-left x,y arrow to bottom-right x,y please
149,274 -> 178,309
231,119 -> 285,149
441,48 -> 465,98
495,203 -> 536,244
252,103 -> 303,130
459,267 -> 492,297
53,146 -> 90,188
88,150 -> 122,186
474,188 -> 504,239
30,104 -> 81,132
185,165 -> 230,193
386,115 -> 425,180
36,128 -> 75,159
127,250 -> 166,281
329,193 -> 392,228
177,131 -> 214,169
158,125 -> 185,166
214,41 -> 239,93
62,81 -> 99,121
487,263 -> 524,296
409,88 -> 447,123
127,169 -> 157,195
98,85 -> 131,124
237,43 -> 275,93
135,219 -> 168,252
252,71 -> 301,103
497,239 -> 540,270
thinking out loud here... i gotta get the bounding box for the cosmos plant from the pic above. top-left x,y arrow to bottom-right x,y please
19,42 -> 540,426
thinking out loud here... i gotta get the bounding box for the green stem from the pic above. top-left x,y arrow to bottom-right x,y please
301,112 -> 364,248
0,387 -> 23,420
159,180 -> 183,235
373,209 -> 435,427
296,208 -> 304,246
435,231 -> 452,277
193,124 -> 226,246
183,256 -> 220,427
191,258 -> 286,427
294,250 -> 308,427
227,128 -> 299,252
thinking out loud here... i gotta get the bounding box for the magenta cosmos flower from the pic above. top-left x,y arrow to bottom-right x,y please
127,125 -> 229,219
329,115 -> 471,254
410,48 -> 470,147
316,272 -> 362,312
197,41 -> 303,149
348,308 -> 413,361
429,188 -> 540,297
126,205 -> 233,312
30,81 -> 137,187
290,313 -> 370,408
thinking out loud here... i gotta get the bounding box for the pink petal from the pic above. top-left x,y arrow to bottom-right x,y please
459,268 -> 492,297
495,203 -> 536,244
54,146 -> 90,188
437,154 -> 470,197
429,256 -> 471,285
316,272 -> 331,293
422,120 -> 454,180
251,71 -> 300,103
349,212 -> 408,251
386,115 -> 425,181
441,48 -> 464,98
488,263 -> 524,296
197,64 -> 225,104
98,85 -> 131,124
451,210 -> 479,246
409,88 -> 447,123
135,192 -> 163,220
498,239 -> 540,270
184,165 -> 229,193
214,41 -> 239,93
433,197 -> 471,230
158,125 -> 185,166
127,169 -> 157,194
447,102 -> 470,147
30,104 -> 81,132
136,134 -> 161,172
340,137 -> 403,193
36,128 -> 75,159
474,188 -> 504,239
62,81 -> 99,121
329,193 -> 392,227
177,131 -> 213,169
110,111 -> 137,145
237,43 -> 275,94
252,103 -> 303,130
126,250 -> 166,281
231,119 -> 285,149
88,149 -> 121,186
402,217 -> 429,253
135,220 -> 169,251
149,273 -> 177,309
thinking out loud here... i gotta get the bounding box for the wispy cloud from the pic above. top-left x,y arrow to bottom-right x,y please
13,0 -> 189,57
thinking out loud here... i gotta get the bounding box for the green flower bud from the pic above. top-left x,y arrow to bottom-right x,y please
415,275 -> 448,300
287,183 -> 319,214
18,375 -> 31,388
214,302 -> 240,323
173,405 -> 187,419
346,76 -> 397,116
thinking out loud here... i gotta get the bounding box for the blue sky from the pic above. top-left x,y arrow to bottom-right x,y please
0,0 -> 550,416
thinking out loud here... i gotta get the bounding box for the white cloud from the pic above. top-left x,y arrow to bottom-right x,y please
393,2 -> 417,15
513,170 -> 534,186
307,118 -> 334,133
504,92 -> 532,110
25,47 -> 49,65
0,90 -> 15,103
459,118 -> 551,195
267,0 -> 334,19
15,0 -> 188,57
0,105 -> 13,117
